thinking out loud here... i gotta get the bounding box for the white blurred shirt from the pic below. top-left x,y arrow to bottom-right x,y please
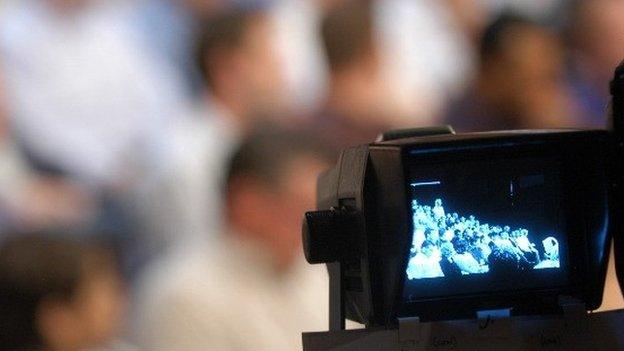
271,0 -> 328,114
134,101 -> 238,262
133,234 -> 329,351
407,252 -> 444,279
375,0 -> 476,124
0,0 -> 185,186
454,252 -> 483,274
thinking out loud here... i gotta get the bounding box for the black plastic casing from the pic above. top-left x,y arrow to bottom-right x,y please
316,130 -> 616,327
610,60 -> 624,297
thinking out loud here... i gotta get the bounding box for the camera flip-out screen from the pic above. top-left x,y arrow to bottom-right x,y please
402,149 -> 569,302
304,129 -> 613,327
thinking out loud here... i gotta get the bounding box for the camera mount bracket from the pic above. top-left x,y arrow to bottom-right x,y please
302,309 -> 624,351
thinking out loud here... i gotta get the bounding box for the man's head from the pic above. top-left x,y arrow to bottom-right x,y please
440,242 -> 456,259
320,0 -> 394,126
543,237 -> 560,260
225,126 -> 331,271
0,234 -> 125,351
321,0 -> 376,75
489,247 -> 520,275
478,14 -> 570,128
426,229 -> 440,243
181,0 -> 226,18
421,240 -> 436,258
196,7 -> 284,122
453,238 -> 469,255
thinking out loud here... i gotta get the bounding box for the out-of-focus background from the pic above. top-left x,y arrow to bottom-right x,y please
0,0 -> 622,350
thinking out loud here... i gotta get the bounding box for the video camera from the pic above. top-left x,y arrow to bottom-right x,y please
302,62 -> 624,335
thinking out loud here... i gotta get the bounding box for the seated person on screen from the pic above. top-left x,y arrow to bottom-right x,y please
439,242 -> 462,278
534,237 -> 560,269
489,246 -> 521,276
433,199 -> 445,220
407,240 -> 444,279
452,239 -> 487,274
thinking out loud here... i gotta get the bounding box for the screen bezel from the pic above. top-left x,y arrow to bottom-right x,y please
392,137 -> 593,321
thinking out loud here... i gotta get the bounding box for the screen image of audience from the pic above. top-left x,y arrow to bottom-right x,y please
406,199 -> 561,280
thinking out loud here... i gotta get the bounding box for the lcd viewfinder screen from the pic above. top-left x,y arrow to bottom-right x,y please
402,154 -> 569,301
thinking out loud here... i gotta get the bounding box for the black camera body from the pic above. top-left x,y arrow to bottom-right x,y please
611,60 -> 624,309
304,129 -> 618,328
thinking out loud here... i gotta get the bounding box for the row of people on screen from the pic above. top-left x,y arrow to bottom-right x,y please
407,199 -> 560,280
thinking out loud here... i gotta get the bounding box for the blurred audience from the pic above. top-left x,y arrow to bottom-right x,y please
275,0 -> 482,122
194,6 -> 286,128
0,67 -> 95,234
130,0 -> 227,99
0,0 -> 184,188
0,233 -> 129,351
311,0 -> 394,151
445,14 -> 576,132
271,0 -> 330,113
376,0 -> 484,124
137,5 -> 287,264
134,127 -> 331,350
483,0 -> 566,22
566,0 -> 624,128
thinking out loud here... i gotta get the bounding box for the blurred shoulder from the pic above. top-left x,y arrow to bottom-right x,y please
135,244 -> 217,300
163,103 -> 237,167
131,242 -> 242,346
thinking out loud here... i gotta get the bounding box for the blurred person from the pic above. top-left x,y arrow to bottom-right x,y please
311,0 -> 396,151
194,6 -> 286,127
129,0 -> 227,99
136,6 -> 287,265
271,0 -> 328,114
0,0 -> 183,275
271,0 -> 351,114
376,0 -> 484,124
446,0 -> 488,41
482,0 -> 566,22
0,233 -> 129,351
0,66 -> 95,234
134,127 -> 331,351
566,0 -> 624,128
445,14 -> 576,132
0,0 -> 185,188
274,0 -> 481,121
